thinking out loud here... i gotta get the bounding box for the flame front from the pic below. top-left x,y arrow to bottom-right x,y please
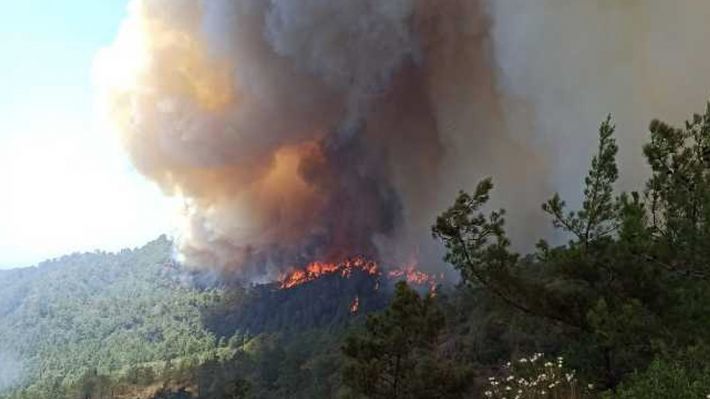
279,257 -> 380,289
279,257 -> 440,290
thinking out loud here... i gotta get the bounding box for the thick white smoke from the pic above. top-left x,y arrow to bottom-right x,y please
96,0 -> 710,279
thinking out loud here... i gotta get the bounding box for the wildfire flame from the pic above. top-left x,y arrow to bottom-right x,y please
279,257 -> 380,289
387,265 -> 441,289
278,256 -> 440,290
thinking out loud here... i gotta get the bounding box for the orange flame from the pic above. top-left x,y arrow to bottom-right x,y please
278,257 -> 441,291
387,265 -> 439,289
279,257 -> 380,289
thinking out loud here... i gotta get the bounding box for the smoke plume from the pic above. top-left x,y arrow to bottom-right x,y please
96,0 -> 710,279
0,352 -> 22,392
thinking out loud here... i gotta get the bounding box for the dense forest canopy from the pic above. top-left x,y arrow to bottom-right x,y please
0,237 -> 222,397
2,105 -> 710,398
0,237 -> 393,398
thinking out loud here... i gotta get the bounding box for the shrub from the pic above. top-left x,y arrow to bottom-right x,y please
611,355 -> 710,399
482,353 -> 594,399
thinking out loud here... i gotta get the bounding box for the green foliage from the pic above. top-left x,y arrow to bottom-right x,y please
542,116 -> 619,248
432,177 -> 514,280
0,235 -> 386,399
3,104 -> 710,398
342,282 -> 471,399
0,237 -> 222,399
193,359 -> 250,399
482,353 -> 592,399
611,347 -> 710,399
644,106 -> 710,278
432,179 -> 532,321
433,106 -> 710,391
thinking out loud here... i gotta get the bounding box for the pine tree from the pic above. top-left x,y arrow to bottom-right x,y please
432,117 -> 668,388
342,282 -> 470,399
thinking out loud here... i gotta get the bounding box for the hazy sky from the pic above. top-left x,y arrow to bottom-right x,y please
0,1 -> 174,269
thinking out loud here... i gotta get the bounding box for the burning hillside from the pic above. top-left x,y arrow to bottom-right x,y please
387,266 -> 442,288
279,257 -> 379,289
279,257 -> 441,291
204,262 -> 386,336
203,257 -> 442,337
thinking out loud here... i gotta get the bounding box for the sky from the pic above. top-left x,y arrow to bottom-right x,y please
0,1 -> 175,269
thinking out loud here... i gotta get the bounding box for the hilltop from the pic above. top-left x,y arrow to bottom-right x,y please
0,237 -> 414,399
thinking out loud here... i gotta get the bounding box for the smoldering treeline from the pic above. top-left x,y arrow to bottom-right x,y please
95,0 -> 710,280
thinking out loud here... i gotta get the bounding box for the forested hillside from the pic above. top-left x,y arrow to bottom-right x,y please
0,237 -> 394,398
2,106 -> 710,399
0,237 -> 224,397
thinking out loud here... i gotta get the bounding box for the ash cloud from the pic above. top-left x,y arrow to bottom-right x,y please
96,0 -> 710,279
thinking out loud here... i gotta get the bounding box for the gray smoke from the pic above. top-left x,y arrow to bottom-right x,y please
0,352 -> 22,392
95,0 -> 710,279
